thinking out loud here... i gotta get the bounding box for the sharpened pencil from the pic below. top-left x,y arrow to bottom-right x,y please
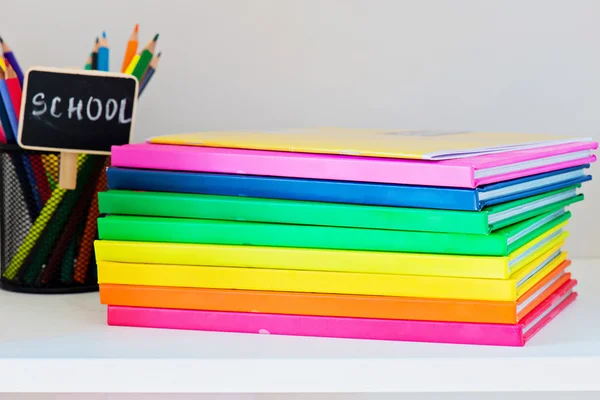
0,68 -> 19,143
0,37 -> 23,85
84,54 -> 92,70
121,24 -> 139,72
131,33 -> 159,81
91,37 -> 100,70
97,31 -> 109,71
6,62 -> 52,204
5,62 -> 22,118
139,51 -> 161,95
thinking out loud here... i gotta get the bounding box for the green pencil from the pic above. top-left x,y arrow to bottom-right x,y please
131,33 -> 159,81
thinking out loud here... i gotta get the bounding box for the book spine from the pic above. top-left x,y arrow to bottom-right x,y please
95,240 -> 510,279
97,215 -> 512,256
100,283 -> 519,324
111,145 -> 477,188
97,261 -> 518,301
106,167 -> 484,211
98,190 -> 491,235
107,305 -> 526,346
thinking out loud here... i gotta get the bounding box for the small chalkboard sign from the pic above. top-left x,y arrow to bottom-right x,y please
17,66 -> 138,189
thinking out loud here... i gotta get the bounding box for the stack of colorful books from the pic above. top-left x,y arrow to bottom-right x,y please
94,128 -> 597,346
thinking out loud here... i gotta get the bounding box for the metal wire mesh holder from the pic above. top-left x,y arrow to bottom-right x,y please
0,144 -> 105,293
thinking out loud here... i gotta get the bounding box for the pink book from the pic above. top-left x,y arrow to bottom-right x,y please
107,280 -> 577,347
111,142 -> 597,188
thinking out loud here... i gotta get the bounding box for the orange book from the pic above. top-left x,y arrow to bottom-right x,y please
99,260 -> 572,324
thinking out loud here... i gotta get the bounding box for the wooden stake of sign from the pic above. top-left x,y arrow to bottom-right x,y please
58,152 -> 78,189
16,66 -> 138,190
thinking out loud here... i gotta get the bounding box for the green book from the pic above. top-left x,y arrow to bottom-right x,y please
97,208 -> 571,256
98,185 -> 582,235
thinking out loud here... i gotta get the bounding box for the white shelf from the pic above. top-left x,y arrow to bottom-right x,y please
0,259 -> 599,393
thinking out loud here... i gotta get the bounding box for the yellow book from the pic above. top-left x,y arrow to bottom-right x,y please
97,247 -> 568,302
94,223 -> 567,280
148,127 -> 591,160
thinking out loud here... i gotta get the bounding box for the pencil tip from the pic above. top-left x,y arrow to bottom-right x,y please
95,37 -> 99,43
157,51 -> 162,57
0,37 -> 4,44
102,31 -> 107,38
135,23 -> 139,33
153,33 -> 159,41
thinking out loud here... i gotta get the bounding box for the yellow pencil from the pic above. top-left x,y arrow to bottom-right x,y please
2,189 -> 68,279
124,54 -> 140,75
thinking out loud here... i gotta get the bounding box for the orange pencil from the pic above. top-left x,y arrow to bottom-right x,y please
121,24 -> 139,72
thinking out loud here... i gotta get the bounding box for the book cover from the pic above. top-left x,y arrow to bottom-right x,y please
111,141 -> 596,188
94,220 -> 567,279
96,208 -> 570,257
97,248 -> 568,302
99,260 -> 573,325
106,278 -> 577,346
98,185 -> 581,235
105,165 -> 591,211
147,127 -> 593,160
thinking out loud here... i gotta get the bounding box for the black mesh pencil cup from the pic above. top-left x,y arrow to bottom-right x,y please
0,144 -> 108,293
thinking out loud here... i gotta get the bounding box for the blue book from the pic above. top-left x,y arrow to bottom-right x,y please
106,165 -> 591,211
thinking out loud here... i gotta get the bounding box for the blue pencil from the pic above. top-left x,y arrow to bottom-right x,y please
0,37 -> 24,86
97,31 -> 109,72
0,71 -> 42,213
139,52 -> 161,96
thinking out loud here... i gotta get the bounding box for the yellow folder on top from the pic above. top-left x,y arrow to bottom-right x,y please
148,127 -> 591,160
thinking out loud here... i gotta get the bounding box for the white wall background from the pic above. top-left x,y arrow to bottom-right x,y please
2,0 -> 599,257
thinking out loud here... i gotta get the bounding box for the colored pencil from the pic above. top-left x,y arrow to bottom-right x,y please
41,154 -> 59,189
84,54 -> 92,70
97,31 -> 109,72
0,37 -> 23,86
5,62 -> 22,118
0,67 -> 41,213
0,76 -> 37,219
121,24 -> 139,72
0,69 -> 17,143
0,57 -> 5,72
0,121 -> 5,144
0,68 -> 19,139
60,223 -> 84,284
40,159 -> 104,284
5,62 -> 52,204
124,54 -> 140,75
139,52 -> 161,95
22,155 -> 103,285
1,187 -> 68,279
73,156 -> 109,283
131,33 -> 159,81
91,37 -> 100,70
